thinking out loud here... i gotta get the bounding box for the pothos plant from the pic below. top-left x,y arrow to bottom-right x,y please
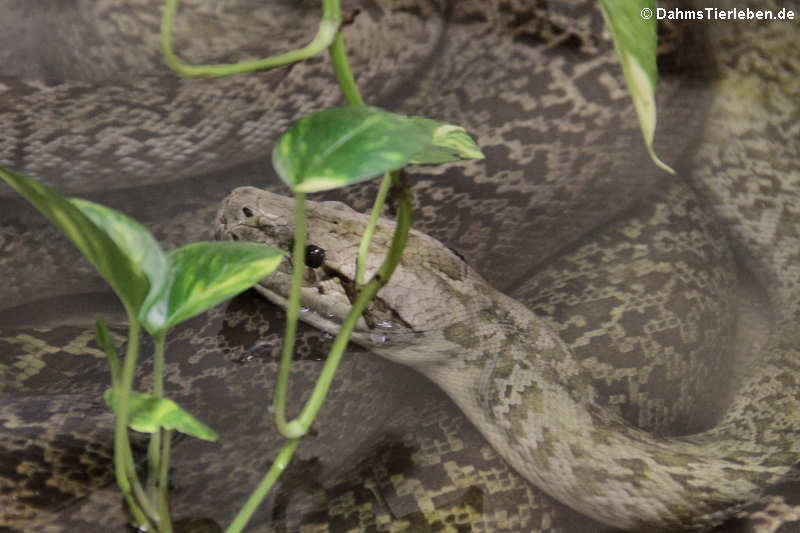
0,0 -> 669,532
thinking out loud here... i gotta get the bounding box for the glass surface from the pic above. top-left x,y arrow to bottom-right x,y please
0,1 -> 796,532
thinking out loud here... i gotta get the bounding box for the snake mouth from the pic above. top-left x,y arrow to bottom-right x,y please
253,262 -> 408,348
215,199 -> 364,335
245,233 -> 413,342
226,223 -> 365,335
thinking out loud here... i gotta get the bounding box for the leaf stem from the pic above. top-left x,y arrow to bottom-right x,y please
328,32 -> 364,106
158,430 -> 174,533
148,334 -> 167,524
128,466 -> 159,526
321,0 -> 341,20
122,488 -> 150,529
160,0 -> 340,78
324,0 -> 364,107
114,316 -> 156,528
273,193 -> 308,439
355,172 -> 392,287
291,176 -> 411,435
225,438 -> 300,533
95,317 -> 121,388
230,179 -> 411,530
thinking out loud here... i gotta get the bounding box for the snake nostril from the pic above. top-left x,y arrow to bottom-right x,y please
242,206 -> 254,218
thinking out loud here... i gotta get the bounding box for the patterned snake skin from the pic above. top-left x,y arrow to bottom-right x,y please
1,0 -> 799,531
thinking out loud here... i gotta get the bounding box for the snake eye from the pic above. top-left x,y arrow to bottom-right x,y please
305,245 -> 326,268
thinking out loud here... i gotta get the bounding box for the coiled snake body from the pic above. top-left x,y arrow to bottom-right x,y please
2,0 -> 800,531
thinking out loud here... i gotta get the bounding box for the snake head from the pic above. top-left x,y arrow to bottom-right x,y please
214,186 -> 497,366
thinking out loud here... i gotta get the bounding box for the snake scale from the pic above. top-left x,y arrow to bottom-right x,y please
1,0 -> 799,531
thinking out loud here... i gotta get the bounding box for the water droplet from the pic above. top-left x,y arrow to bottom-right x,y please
370,332 -> 390,344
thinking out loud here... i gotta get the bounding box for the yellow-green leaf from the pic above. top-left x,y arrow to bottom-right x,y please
273,106 -> 429,193
71,199 -> 167,291
0,166 -> 156,313
599,0 -> 675,173
140,241 -> 286,334
105,389 -> 219,441
408,118 -> 484,164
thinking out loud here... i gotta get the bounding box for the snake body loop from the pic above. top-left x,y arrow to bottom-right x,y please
2,0 -> 799,530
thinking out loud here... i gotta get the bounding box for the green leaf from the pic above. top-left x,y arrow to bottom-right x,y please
140,241 -> 286,334
0,166 -> 156,312
71,199 -> 168,291
408,118 -> 485,164
94,317 -> 120,388
105,389 -> 219,441
272,106 -> 431,193
272,107 -> 484,193
598,0 -> 675,174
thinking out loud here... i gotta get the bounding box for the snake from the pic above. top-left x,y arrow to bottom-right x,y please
1,0 -> 799,531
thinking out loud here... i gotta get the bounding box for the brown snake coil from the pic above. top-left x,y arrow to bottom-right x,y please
215,2 -> 800,531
